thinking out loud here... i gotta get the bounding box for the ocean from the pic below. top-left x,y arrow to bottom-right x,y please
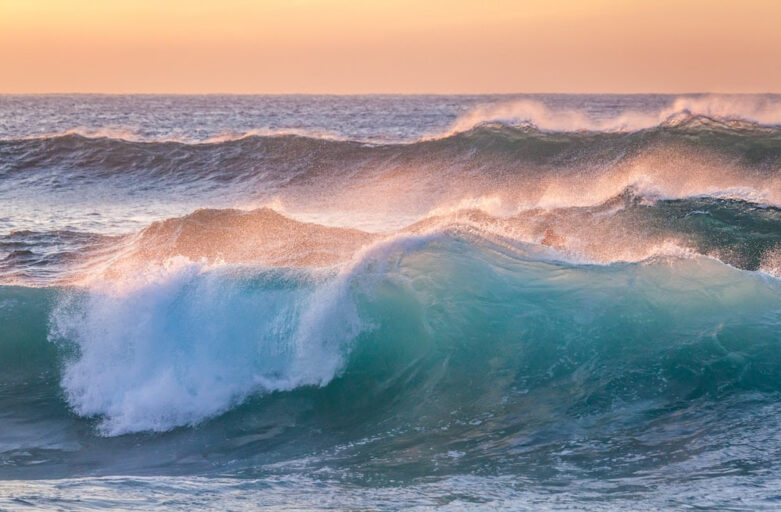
0,94 -> 780,510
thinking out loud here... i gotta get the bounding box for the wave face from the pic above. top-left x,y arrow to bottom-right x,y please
1,94 -> 780,510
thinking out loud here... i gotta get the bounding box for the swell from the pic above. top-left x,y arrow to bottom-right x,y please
3,114 -> 780,166
2,115 -> 779,180
2,116 -> 778,234
3,190 -> 779,286
1,233 -> 780,479
124,192 -> 781,275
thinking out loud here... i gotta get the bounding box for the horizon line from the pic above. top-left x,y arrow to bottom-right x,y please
3,91 -> 781,97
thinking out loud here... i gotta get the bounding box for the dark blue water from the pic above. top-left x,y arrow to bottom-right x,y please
0,94 -> 780,510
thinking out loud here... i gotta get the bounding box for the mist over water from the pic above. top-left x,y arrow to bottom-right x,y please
1,94 -> 780,510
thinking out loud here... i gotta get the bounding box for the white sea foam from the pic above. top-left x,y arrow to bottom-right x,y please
49,258 -> 361,435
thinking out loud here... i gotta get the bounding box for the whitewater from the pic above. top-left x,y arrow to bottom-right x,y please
0,94 -> 780,510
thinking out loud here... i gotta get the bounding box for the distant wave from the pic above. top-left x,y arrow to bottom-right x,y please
2,115 -> 779,218
4,96 -> 781,147
442,95 -> 781,135
1,127 -> 350,145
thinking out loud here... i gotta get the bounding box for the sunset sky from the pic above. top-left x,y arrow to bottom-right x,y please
2,0 -> 780,94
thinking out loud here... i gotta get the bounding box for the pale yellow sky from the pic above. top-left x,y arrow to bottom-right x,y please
1,0 -> 780,94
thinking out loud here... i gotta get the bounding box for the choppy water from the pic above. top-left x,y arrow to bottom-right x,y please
1,94 -> 780,510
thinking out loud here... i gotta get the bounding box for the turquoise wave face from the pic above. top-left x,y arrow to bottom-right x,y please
1,234 -> 779,486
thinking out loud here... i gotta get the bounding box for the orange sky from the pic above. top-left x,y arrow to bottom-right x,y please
2,0 -> 780,94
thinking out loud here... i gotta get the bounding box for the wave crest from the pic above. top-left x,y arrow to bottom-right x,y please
445,95 -> 781,135
49,259 -> 363,435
